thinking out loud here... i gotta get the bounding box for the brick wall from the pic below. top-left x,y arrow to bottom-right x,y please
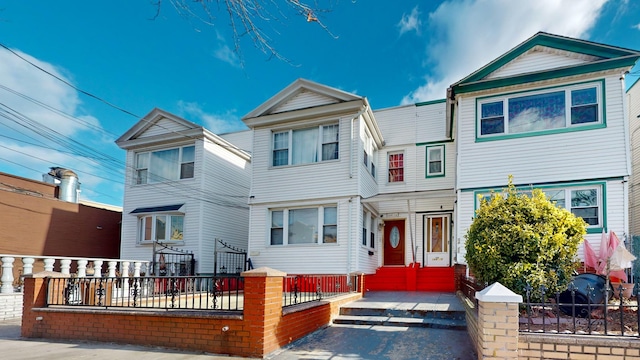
519,334 -> 640,360
21,269 -> 363,358
0,293 -> 22,320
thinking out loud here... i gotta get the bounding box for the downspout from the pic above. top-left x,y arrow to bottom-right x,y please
621,72 -> 631,239
347,197 -> 353,274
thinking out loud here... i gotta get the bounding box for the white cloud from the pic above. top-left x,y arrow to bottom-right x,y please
0,48 -> 122,205
402,0 -> 609,103
398,6 -> 422,36
213,31 -> 242,68
634,23 -> 640,30
177,101 -> 247,134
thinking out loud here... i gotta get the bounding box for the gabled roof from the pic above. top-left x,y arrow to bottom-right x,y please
243,78 -> 363,120
115,108 -> 250,160
450,32 -> 640,96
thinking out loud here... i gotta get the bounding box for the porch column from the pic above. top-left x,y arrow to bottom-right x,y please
475,282 -> 522,360
241,267 -> 286,357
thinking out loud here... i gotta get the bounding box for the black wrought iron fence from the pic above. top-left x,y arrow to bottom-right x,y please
46,275 -> 244,311
521,281 -> 639,337
214,238 -> 249,276
282,274 -> 358,307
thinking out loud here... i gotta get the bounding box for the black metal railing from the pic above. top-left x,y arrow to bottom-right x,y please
459,275 -> 485,309
521,282 -> 639,337
46,275 -> 244,311
282,274 -> 358,307
214,238 -> 249,276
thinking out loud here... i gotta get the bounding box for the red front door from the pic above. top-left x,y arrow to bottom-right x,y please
384,220 -> 405,265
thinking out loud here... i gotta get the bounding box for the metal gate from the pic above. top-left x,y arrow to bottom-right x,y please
152,242 -> 195,276
214,238 -> 250,276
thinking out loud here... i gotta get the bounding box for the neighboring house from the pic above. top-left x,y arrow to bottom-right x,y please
628,77 -> 640,237
0,170 -> 121,278
449,32 -> 640,264
241,79 -> 456,290
116,108 -> 251,275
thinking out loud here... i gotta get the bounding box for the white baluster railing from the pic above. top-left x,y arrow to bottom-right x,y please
0,255 -> 151,294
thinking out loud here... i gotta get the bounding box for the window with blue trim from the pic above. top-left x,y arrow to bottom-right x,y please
478,83 -> 601,137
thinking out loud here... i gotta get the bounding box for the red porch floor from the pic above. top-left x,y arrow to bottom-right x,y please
365,265 -> 456,292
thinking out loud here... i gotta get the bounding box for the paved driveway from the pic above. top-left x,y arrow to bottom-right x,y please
268,323 -> 476,360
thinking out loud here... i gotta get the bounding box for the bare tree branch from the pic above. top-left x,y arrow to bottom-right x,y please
152,0 -> 339,64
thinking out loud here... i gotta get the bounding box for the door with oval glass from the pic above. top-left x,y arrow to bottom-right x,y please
383,220 -> 405,265
425,215 -> 450,266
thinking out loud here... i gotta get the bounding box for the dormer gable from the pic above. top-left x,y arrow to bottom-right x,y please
450,32 -> 640,96
116,108 -> 250,160
242,78 -> 366,128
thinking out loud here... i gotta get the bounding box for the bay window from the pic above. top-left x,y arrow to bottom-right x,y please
269,205 -> 337,245
272,124 -> 339,166
478,82 -> 602,138
135,145 -> 195,184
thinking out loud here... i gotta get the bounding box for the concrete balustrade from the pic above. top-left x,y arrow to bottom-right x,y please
0,255 -> 150,294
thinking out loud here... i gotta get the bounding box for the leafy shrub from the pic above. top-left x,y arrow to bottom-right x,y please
465,177 -> 586,300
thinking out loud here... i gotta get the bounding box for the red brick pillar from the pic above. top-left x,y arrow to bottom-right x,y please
241,267 -> 286,358
21,271 -> 70,338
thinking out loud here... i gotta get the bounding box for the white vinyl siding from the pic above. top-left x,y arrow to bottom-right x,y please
457,76 -> 628,190
486,47 -> 594,79
271,90 -> 340,114
628,81 -> 640,235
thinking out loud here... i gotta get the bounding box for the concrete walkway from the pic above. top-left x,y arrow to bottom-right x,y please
0,291 -> 475,359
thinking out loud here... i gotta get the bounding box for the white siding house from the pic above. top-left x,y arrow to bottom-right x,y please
116,108 -> 251,275
450,32 -> 640,264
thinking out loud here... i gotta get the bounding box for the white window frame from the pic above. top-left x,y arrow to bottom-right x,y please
269,205 -> 338,245
388,151 -> 404,183
271,124 -> 339,167
476,185 -> 603,229
477,82 -> 602,138
138,213 -> 185,244
135,145 -> 195,184
426,145 -> 444,177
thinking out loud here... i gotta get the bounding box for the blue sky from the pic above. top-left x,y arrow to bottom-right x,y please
1,0 -> 639,206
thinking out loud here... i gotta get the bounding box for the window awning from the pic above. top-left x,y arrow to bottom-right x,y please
130,204 -> 184,214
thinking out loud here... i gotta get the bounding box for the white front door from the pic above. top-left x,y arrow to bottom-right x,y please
424,215 -> 450,266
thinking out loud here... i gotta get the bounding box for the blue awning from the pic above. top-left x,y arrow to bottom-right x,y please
130,204 -> 184,214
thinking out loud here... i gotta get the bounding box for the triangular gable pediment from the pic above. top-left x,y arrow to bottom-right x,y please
485,45 -> 601,79
115,108 -> 203,148
451,32 -> 640,95
243,78 -> 362,120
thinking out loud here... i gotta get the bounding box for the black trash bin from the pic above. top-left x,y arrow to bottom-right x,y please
559,273 -> 612,317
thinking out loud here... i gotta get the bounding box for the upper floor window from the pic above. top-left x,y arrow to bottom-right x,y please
426,145 -> 444,177
270,205 -> 337,245
478,82 -> 602,138
272,124 -> 339,167
388,152 -> 404,183
363,131 -> 376,178
139,214 -> 184,243
135,145 -> 195,184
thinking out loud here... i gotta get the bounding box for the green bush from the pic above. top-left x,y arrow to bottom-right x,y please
465,177 -> 586,300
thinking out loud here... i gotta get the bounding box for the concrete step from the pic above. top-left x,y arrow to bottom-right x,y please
333,315 -> 467,330
339,306 -> 466,321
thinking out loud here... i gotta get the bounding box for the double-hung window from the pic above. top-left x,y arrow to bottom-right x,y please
270,205 -> 338,245
139,214 -> 184,243
388,152 -> 404,183
426,145 -> 444,177
135,145 -> 195,184
363,131 -> 376,178
476,184 -> 602,230
478,82 -> 602,138
272,124 -> 339,166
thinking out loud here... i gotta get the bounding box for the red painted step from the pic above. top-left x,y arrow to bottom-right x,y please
366,266 -> 455,292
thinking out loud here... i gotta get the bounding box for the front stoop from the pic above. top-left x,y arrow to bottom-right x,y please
333,306 -> 466,330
